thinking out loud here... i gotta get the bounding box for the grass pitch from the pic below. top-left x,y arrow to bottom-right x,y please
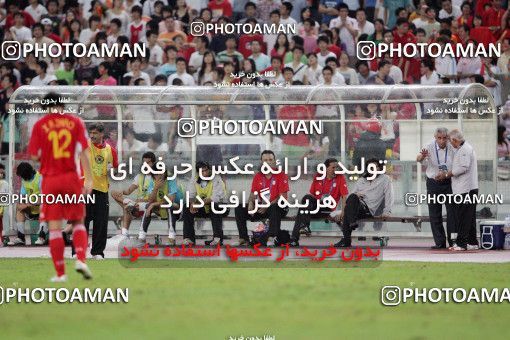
0,259 -> 509,339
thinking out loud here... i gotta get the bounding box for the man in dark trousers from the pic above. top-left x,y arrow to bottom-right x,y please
235,150 -> 289,247
84,123 -> 118,259
436,129 -> 479,251
289,158 -> 348,247
334,158 -> 394,248
417,127 -> 456,249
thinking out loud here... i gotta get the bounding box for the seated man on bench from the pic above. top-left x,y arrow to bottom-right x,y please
8,162 -> 48,246
334,158 -> 394,248
290,158 -> 348,247
111,152 -> 157,238
182,161 -> 229,246
137,170 -> 184,246
235,150 -> 290,247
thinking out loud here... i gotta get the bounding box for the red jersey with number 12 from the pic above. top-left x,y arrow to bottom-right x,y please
28,113 -> 89,177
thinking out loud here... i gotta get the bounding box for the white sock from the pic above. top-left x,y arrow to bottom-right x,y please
16,222 -> 25,234
138,230 -> 146,240
121,228 -> 128,236
168,229 -> 176,239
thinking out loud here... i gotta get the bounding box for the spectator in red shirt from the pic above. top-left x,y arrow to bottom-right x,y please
277,103 -> 314,156
290,158 -> 349,246
208,0 -> 233,21
238,18 -> 266,58
482,0 -> 506,38
393,18 -> 416,82
457,1 -> 473,28
471,15 -> 496,48
27,93 -> 93,281
4,2 -> 35,30
234,150 -> 289,246
475,0 -> 491,16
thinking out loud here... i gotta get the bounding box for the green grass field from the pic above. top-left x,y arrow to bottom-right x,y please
1,259 -> 509,339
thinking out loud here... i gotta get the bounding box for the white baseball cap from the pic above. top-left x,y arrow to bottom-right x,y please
41,18 -> 53,25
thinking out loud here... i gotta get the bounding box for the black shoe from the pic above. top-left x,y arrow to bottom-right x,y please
300,226 -> 312,236
358,236 -> 367,241
334,238 -> 351,248
204,238 -> 223,246
430,245 -> 446,249
289,240 -> 300,247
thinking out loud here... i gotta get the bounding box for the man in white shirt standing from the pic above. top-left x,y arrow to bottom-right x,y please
381,54 -> 403,84
416,127 -> 456,249
123,57 -> 152,85
457,52 -> 482,84
284,46 -> 308,83
438,0 -> 462,20
420,58 -> 440,85
146,30 -> 164,69
319,57 -> 346,85
329,3 -> 358,57
355,8 -> 374,37
279,2 -> 297,27
434,36 -> 457,81
188,36 -> 209,74
412,4 -> 430,29
436,129 -> 479,251
316,35 -> 336,67
317,67 -> 343,155
10,12 -> 32,43
168,57 -> 196,86
79,15 -> 101,45
30,60 -> 57,86
144,30 -> 164,81
263,9 -> 282,52
25,0 -> 48,22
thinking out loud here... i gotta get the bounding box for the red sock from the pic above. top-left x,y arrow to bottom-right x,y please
49,230 -> 65,277
72,225 -> 88,262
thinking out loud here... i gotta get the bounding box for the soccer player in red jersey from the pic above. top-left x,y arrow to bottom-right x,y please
28,92 -> 94,282
234,150 -> 289,247
290,158 -> 349,247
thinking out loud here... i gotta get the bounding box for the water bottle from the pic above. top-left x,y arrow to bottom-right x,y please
504,234 -> 510,250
